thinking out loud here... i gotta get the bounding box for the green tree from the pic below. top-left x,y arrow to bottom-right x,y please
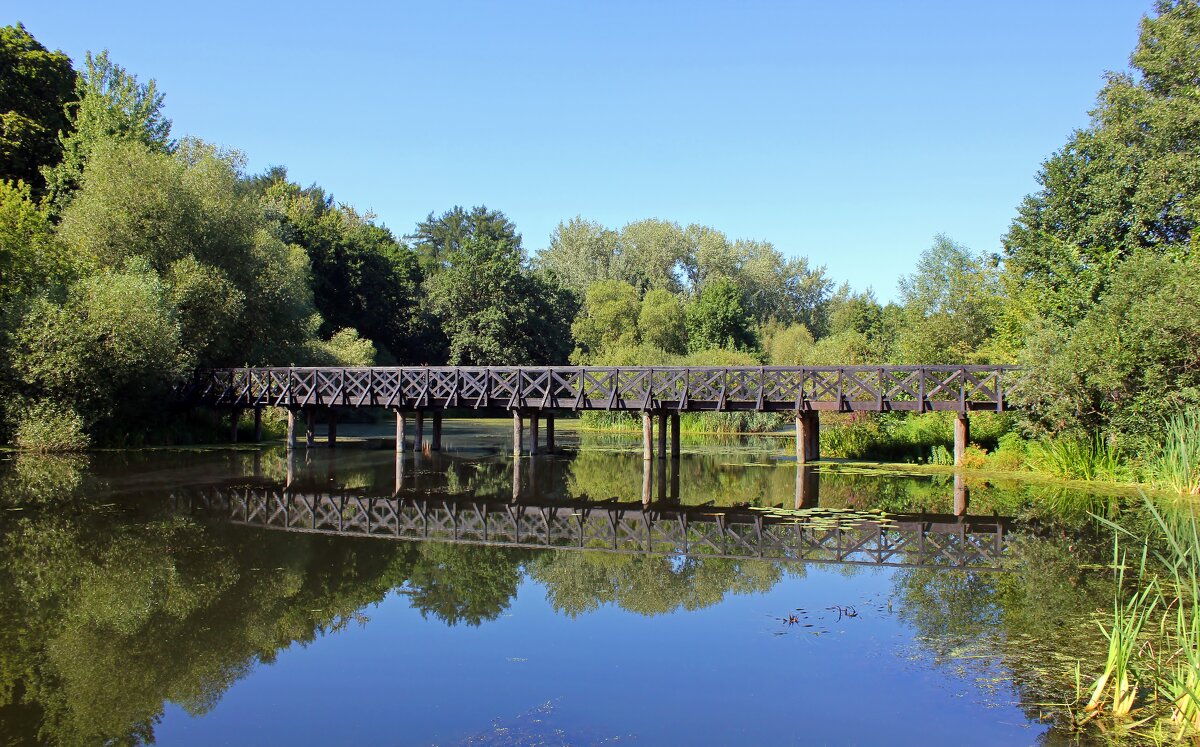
764,322 -> 815,365
43,50 -> 172,210
536,216 -> 627,295
1014,252 -> 1200,442
637,288 -> 688,355
1002,0 -> 1200,328
620,218 -> 689,292
57,139 -> 320,365
426,235 -> 574,365
894,235 -> 1001,364
10,263 -> 187,440
685,277 -> 756,353
0,24 -> 76,194
410,205 -> 519,275
0,180 -> 75,308
260,177 -> 432,362
570,280 -> 641,360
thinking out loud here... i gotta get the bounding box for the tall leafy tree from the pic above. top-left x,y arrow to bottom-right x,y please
0,24 -> 76,194
260,177 -> 432,362
536,216 -> 627,295
410,205 -> 519,275
426,234 -> 574,365
43,50 -> 172,210
895,235 -> 1001,364
570,280 -> 641,360
1002,0 -> 1200,328
684,277 -> 757,353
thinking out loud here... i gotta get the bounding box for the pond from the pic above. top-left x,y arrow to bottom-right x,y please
0,420 -> 1142,745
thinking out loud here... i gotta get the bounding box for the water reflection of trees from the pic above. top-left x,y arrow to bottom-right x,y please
0,454 -> 804,745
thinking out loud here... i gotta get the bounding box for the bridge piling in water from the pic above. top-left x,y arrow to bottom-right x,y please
512,410 -> 523,456
394,410 -> 406,452
530,412 -> 540,455
642,413 -> 653,460
414,412 -> 424,452
253,407 -> 263,442
546,415 -> 555,451
327,409 -> 337,448
670,414 -> 680,458
431,411 -> 442,451
286,409 -> 296,452
656,412 -> 667,460
954,413 -> 970,466
795,412 -> 820,463
305,409 -> 315,449
230,408 -> 241,443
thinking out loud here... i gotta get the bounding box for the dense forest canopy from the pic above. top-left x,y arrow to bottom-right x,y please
1,1 -> 1198,454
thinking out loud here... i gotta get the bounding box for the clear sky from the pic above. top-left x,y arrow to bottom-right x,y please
10,1 -> 1148,299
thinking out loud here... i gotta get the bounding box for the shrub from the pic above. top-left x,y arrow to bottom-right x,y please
14,401 -> 90,452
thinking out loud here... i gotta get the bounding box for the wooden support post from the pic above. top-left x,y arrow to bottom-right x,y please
305,409 -> 315,450
512,410 -> 523,456
394,452 -> 404,494
431,411 -> 442,451
670,413 -> 680,458
657,412 -> 667,460
954,472 -> 968,516
253,407 -> 263,442
286,409 -> 296,452
230,409 -> 240,443
642,457 -> 652,505
286,448 -> 295,487
414,411 -> 424,452
530,412 -> 540,455
795,414 -> 807,464
657,453 -> 668,501
395,410 -> 406,453
954,412 -> 969,467
642,412 -> 653,460
546,415 -> 555,452
806,412 -> 821,462
327,409 -> 337,448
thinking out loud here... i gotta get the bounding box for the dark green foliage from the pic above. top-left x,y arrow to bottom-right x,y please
0,24 -> 76,194
1003,0 -> 1200,327
260,176 -> 434,362
410,204 -> 520,275
684,277 -> 756,353
1014,252 -> 1200,444
426,234 -> 575,365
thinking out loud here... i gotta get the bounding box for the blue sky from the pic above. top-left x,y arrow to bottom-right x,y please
12,1 -> 1147,299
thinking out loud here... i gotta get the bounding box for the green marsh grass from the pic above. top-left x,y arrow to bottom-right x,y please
1150,410 -> 1200,495
1028,435 -> 1130,483
1083,540 -> 1157,718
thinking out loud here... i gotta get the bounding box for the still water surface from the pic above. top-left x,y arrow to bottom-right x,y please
0,421 -> 1130,745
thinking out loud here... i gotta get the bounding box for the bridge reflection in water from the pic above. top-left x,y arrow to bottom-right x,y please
180,455 -> 1006,572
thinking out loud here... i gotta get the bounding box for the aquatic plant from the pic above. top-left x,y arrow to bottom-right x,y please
1149,410 -> 1200,495
1028,435 -> 1129,483
1084,540 -> 1157,718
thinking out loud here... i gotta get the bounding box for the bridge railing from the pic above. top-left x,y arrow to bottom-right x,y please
182,365 -> 1018,414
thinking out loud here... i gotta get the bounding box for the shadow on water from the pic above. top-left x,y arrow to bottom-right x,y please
0,421 -> 1162,746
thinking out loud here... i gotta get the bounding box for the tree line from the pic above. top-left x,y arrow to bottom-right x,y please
2,1 -> 1199,456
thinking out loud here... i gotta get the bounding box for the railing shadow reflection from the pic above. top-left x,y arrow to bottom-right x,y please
181,449 -> 1009,571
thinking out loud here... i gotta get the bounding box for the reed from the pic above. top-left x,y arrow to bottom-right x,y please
1084,539 -> 1157,717
1028,435 -> 1129,482
1142,499 -> 1200,732
1150,410 -> 1200,495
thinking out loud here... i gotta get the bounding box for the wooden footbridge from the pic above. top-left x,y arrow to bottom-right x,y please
183,365 -> 1016,465
176,485 -> 1011,571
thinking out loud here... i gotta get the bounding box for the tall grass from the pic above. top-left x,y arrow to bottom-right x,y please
1027,435 -> 1130,482
1142,500 -> 1200,732
1084,540 -> 1157,717
1150,410 -> 1200,495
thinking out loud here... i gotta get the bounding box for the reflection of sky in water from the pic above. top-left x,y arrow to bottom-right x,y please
156,566 -> 1037,746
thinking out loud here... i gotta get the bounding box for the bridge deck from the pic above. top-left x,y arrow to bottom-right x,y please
185,365 -> 1014,414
